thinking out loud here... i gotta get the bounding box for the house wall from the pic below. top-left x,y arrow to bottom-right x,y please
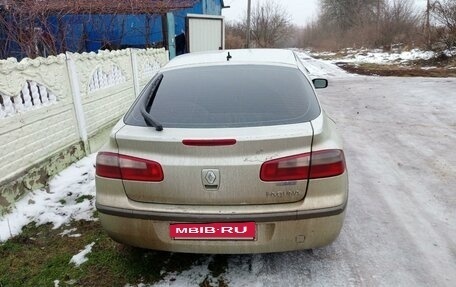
48,14 -> 164,53
0,0 -> 224,59
0,48 -> 168,210
202,0 -> 223,15
55,0 -> 223,53
173,0 -> 223,36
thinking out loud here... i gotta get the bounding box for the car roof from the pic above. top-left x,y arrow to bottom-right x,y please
163,49 -> 299,70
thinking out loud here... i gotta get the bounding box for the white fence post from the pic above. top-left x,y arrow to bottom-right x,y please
66,52 -> 90,154
130,48 -> 140,98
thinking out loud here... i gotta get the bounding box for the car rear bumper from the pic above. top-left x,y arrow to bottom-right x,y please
96,200 -> 346,222
95,171 -> 348,253
97,207 -> 346,254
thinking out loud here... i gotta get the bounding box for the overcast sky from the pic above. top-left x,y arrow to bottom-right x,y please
222,0 -> 429,27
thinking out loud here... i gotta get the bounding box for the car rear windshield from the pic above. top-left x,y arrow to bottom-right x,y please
125,65 -> 321,128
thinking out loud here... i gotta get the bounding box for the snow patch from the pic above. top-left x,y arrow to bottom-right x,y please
0,154 -> 97,242
340,48 -> 436,64
444,48 -> 456,57
152,257 -> 212,287
59,228 -> 78,237
307,47 -> 456,65
294,51 -> 348,78
421,66 -> 438,70
70,242 -> 95,267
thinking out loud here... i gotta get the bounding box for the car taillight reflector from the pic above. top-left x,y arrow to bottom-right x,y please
309,149 -> 345,179
96,152 -> 121,179
96,152 -> 163,182
260,153 -> 310,181
260,149 -> 345,182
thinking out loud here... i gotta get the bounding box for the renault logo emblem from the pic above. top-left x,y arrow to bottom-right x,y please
202,169 -> 220,189
205,171 -> 217,184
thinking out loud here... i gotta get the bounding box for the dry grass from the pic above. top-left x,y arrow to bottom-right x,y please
335,63 -> 456,77
0,219 -> 217,286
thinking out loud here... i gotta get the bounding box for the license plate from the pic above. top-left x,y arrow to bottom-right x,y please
170,222 -> 256,240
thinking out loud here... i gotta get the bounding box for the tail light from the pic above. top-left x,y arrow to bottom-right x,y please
182,139 -> 237,146
260,149 -> 345,181
96,152 -> 163,182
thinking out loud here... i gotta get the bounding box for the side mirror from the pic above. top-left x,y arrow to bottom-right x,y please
312,78 -> 328,89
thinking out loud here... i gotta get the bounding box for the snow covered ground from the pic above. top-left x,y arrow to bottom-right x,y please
145,54 -> 456,287
1,54 -> 455,286
311,48 -> 456,65
0,154 -> 97,241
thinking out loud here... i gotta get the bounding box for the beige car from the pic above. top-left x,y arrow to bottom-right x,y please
95,49 -> 348,254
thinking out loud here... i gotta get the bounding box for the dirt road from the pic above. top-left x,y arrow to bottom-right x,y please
155,54 -> 456,287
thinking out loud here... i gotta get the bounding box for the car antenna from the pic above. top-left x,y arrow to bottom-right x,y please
226,52 -> 232,61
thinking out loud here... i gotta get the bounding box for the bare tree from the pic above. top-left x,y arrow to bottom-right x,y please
0,3 -> 61,58
377,0 -> 419,47
433,0 -> 456,47
225,21 -> 246,49
0,0 -> 197,59
320,0 -> 381,31
300,0 -> 421,50
248,1 -> 292,48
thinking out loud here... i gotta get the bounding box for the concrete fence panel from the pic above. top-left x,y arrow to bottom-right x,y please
136,48 -> 169,88
0,55 -> 80,201
70,49 -> 137,151
0,48 -> 168,210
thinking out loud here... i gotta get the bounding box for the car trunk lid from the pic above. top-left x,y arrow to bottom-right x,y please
115,123 -> 314,205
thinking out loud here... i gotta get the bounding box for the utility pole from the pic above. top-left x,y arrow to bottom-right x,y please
426,0 -> 430,48
246,0 -> 251,48
376,0 -> 381,36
